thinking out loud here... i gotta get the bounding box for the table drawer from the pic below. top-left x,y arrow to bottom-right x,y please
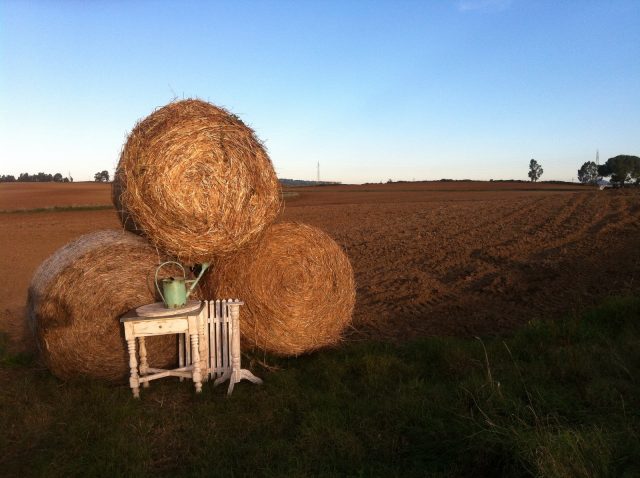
133,318 -> 189,336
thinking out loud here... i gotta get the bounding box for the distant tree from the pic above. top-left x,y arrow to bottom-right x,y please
598,155 -> 640,186
0,174 -> 16,182
94,170 -> 110,182
11,172 -> 65,182
34,172 -> 53,182
577,161 -> 599,184
528,159 -> 543,182
63,177 -> 70,183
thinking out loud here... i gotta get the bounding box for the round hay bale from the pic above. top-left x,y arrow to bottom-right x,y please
27,230 -> 185,382
113,99 -> 282,263
202,222 -> 356,356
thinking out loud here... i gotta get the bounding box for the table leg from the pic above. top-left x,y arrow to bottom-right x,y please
178,333 -> 185,382
199,311 -> 208,382
127,338 -> 140,399
191,332 -> 202,393
185,331 -> 191,365
227,304 -> 262,395
229,305 -> 241,395
138,337 -> 149,388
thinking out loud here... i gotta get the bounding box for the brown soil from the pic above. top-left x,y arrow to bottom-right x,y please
0,210 -> 121,352
1,182 -> 639,354
0,182 -> 111,211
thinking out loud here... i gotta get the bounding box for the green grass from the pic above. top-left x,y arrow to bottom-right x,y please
0,205 -> 114,214
1,296 -> 639,477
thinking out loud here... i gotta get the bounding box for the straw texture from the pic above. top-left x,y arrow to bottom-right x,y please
27,230 -> 182,382
113,99 -> 281,263
202,222 -> 356,356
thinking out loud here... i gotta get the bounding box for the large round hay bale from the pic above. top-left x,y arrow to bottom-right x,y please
202,222 -> 356,356
27,230 -> 183,382
113,99 -> 282,263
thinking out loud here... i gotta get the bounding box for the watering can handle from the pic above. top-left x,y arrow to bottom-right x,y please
154,261 -> 186,305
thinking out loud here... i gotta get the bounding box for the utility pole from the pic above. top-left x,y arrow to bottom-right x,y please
317,161 -> 320,183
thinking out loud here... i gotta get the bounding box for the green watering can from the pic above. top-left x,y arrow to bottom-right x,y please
155,261 -> 210,309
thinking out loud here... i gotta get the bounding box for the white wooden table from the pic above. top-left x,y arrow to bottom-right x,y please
120,302 -> 206,398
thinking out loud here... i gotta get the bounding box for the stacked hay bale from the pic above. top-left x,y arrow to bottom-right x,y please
28,98 -> 355,383
27,230 -> 181,382
113,99 -> 282,263
201,222 -> 356,356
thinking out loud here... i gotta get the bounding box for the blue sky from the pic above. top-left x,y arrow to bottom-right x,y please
1,1 -> 638,183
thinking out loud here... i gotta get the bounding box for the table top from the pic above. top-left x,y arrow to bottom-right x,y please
136,300 -> 202,317
120,301 -> 205,322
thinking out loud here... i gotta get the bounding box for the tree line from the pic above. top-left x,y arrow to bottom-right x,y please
3,157 -> 638,185
0,172 -> 72,183
0,170 -> 111,183
528,154 -> 640,186
578,155 -> 640,186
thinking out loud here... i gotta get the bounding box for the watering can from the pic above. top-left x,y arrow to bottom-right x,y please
155,261 -> 210,309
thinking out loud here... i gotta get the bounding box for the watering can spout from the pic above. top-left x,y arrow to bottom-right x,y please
186,262 -> 210,299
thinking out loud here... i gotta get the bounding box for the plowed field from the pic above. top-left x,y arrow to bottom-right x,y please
0,182 -> 111,211
1,182 -> 639,353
